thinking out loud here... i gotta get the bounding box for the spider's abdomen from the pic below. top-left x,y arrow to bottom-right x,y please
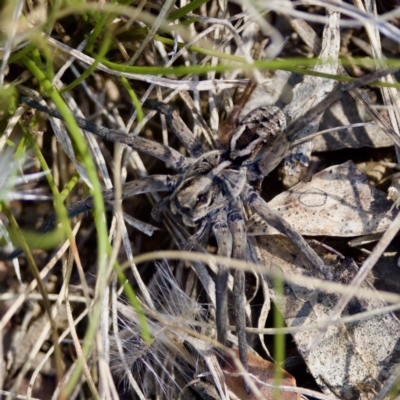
229,106 -> 286,166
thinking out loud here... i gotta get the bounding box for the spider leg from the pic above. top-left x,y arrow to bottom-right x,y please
7,175 -> 179,259
185,218 -> 210,250
211,209 -> 232,346
143,100 -> 205,158
243,186 -> 331,278
218,78 -> 258,148
64,175 -> 179,225
21,97 -> 191,173
151,195 -> 172,222
228,201 -> 250,393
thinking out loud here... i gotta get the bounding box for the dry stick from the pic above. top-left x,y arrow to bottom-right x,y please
127,251 -> 400,304
47,36 -> 245,92
128,0 -> 175,65
291,122 -> 377,147
0,391 -> 41,400
236,302 -> 400,336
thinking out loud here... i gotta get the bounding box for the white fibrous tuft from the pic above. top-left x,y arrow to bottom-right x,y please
110,263 -> 210,398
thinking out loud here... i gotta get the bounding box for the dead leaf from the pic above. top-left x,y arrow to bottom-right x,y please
223,350 -> 299,400
248,161 -> 394,236
314,91 -> 393,151
257,235 -> 400,399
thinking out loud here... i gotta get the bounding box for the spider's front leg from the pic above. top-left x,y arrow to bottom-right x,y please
21,97 -> 191,173
143,100 -> 205,157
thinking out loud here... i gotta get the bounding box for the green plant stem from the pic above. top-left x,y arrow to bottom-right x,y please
273,277 -> 285,400
60,173 -> 80,203
114,262 -> 151,344
168,0 -> 210,20
20,54 -> 109,400
119,77 -> 144,123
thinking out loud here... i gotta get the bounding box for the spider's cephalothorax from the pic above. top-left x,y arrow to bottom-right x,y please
229,106 -> 289,179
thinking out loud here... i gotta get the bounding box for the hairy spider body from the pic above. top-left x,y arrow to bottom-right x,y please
159,104 -> 313,387
230,106 -> 287,168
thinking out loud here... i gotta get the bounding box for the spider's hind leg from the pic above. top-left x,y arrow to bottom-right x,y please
211,209 -> 232,347
6,175 -> 179,260
228,200 -> 250,394
143,100 -> 205,157
244,185 -> 331,279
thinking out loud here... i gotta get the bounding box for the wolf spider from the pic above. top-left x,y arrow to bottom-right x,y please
20,66 -> 391,392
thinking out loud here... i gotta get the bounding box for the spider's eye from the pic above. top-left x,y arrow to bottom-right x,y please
196,193 -> 208,204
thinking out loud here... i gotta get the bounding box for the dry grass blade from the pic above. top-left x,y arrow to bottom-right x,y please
308,209 -> 400,351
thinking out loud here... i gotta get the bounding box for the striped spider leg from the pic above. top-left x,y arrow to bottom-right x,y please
18,66 -> 394,395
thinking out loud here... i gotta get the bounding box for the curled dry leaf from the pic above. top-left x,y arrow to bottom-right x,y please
289,17 -> 392,152
314,91 -> 392,151
223,350 -> 299,400
248,161 -> 395,237
257,236 -> 400,399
